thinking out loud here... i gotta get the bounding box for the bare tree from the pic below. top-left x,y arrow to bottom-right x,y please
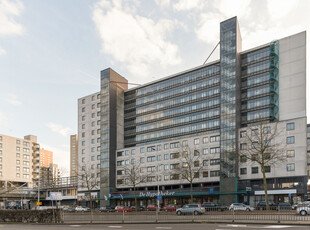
173,147 -> 205,203
77,164 -> 101,224
121,161 -> 147,211
239,121 -> 285,210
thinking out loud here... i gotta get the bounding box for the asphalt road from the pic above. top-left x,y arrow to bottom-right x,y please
0,223 -> 309,230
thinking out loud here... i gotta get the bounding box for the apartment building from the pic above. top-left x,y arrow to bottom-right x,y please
78,17 -> 308,206
0,134 -> 40,190
70,134 -> 78,177
40,148 -> 53,168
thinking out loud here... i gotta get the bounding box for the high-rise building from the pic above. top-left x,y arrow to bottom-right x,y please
78,17 -> 308,206
70,134 -> 78,177
40,148 -> 53,168
0,134 -> 40,189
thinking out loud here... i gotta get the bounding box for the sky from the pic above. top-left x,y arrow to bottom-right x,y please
0,0 -> 310,172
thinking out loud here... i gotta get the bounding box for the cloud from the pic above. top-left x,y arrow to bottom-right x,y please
0,47 -> 6,55
46,122 -> 73,137
211,0 -> 252,18
155,0 -> 170,8
173,0 -> 205,11
7,93 -> 21,106
92,0 -> 181,80
0,0 -> 24,36
267,0 -> 300,20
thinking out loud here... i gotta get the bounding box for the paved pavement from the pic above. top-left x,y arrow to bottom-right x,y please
0,223 -> 309,230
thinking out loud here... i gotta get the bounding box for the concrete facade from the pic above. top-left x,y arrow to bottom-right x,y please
70,134 -> 78,177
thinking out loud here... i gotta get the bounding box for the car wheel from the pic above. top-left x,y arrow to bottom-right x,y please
194,211 -> 198,215
165,209 -> 168,212
246,208 -> 250,212
300,210 -> 307,216
177,211 -> 182,216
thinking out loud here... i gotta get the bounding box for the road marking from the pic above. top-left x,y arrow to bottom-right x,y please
156,227 -> 172,230
69,225 -> 81,227
262,226 -> 294,229
108,226 -> 123,228
226,224 -> 247,228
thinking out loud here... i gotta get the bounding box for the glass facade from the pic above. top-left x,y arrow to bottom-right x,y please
124,64 -> 220,147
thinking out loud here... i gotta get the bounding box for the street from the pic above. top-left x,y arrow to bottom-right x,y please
0,223 -> 309,230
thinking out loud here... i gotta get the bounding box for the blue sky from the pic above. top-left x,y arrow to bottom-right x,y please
0,0 -> 309,171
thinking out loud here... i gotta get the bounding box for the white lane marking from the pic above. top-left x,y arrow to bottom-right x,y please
156,227 -> 172,230
226,224 -> 247,227
69,225 -> 81,227
262,226 -> 294,229
108,226 -> 123,228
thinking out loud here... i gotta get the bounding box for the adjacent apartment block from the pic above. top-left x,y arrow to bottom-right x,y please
0,134 -> 40,190
70,134 -> 78,177
78,17 -> 308,207
40,148 -> 53,168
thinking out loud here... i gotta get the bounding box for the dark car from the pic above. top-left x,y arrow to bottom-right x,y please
256,201 -> 277,210
131,206 -> 146,211
99,206 -> 115,212
202,202 -> 227,211
277,202 -> 292,211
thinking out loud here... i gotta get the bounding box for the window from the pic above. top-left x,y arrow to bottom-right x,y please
16,153 -> 20,158
170,142 -> 179,149
182,151 -> 188,158
82,149 -> 85,154
16,160 -> 20,165
97,94 -> 100,99
157,155 -> 162,161
210,159 -> 220,165
203,171 -> 208,177
82,116 -> 85,121
170,174 -> 179,180
182,140 -> 188,146
82,107 -> 85,112
82,124 -> 85,129
210,135 -> 220,142
194,161 -> 199,167
92,104 -> 95,109
82,99 -> 85,104
91,139 -> 95,144
16,173 -> 20,178
287,150 -> 295,158
194,172 -> 199,178
140,157 -> 144,163
147,176 -> 156,182
82,132 -> 85,138
203,160 -> 209,166
210,147 -> 220,154
287,136 -> 295,144
251,129 -> 258,136
210,171 -> 220,177
147,146 -> 156,152
140,168 -> 144,173
131,159 -> 135,164
182,162 -> 188,168
286,123 -> 295,131
170,163 -> 179,170
92,130 -> 95,135
16,166 -> 20,171
164,154 -> 169,160
287,163 -> 295,171
240,131 -> 246,138
251,167 -> 258,174
203,137 -> 208,143
251,154 -> 258,161
97,129 -> 100,134
240,168 -> 247,175
263,126 -> 271,134
97,146 -> 100,151
125,150 -> 129,156
157,145 -> 161,151
264,166 -> 271,173
147,156 -> 156,162
16,140 -> 20,145
252,142 -> 259,148
140,147 -> 145,153
91,156 -> 95,161
91,113 -> 95,118
203,148 -> 208,154
16,147 -> 20,151
147,166 -> 156,172
194,150 -> 199,156
125,159 -> 129,165
194,138 -> 199,145
131,149 -> 135,155
97,155 -> 100,160
82,141 -> 85,146
164,175 -> 169,181
170,152 -> 179,159
164,144 -> 169,149
91,121 -> 95,127
240,143 -> 247,150
117,170 -> 124,175
82,157 -> 85,162
164,164 -> 169,170
117,160 -> 124,166
240,155 -> 247,163
97,103 -> 100,108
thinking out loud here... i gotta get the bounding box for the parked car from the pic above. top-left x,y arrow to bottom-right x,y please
131,205 -> 146,211
256,201 -> 277,210
292,201 -> 310,210
229,203 -> 254,211
115,205 -> 132,212
176,204 -> 205,215
163,204 -> 179,212
75,206 -> 89,212
146,204 -> 158,211
277,202 -> 292,211
296,203 -> 310,216
202,202 -> 227,211
63,207 -> 75,212
99,206 -> 115,212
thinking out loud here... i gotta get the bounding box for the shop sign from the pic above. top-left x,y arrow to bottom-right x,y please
139,191 -> 175,198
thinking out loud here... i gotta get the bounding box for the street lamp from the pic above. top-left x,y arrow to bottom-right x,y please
157,164 -> 163,212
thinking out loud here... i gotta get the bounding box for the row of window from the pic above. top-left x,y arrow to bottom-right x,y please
16,173 -> 30,179
16,147 -> 30,153
240,164 -> 295,175
16,167 -> 30,172
81,103 -> 100,112
240,122 -> 295,138
81,94 -> 100,104
81,120 -> 100,129
81,155 -> 101,162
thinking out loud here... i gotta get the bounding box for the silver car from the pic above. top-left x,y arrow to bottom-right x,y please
296,204 -> 310,216
176,204 -> 205,215
229,203 -> 254,211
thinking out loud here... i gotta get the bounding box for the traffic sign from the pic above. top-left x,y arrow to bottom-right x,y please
209,188 -> 215,194
37,202 -> 42,206
157,195 -> 162,201
289,193 -> 291,198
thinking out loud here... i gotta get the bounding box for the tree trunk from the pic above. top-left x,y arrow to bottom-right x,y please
89,194 -> 93,224
190,181 -> 193,203
261,166 -> 269,210
134,184 -> 137,213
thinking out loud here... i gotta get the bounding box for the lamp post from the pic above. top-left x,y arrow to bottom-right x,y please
157,164 -> 163,213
